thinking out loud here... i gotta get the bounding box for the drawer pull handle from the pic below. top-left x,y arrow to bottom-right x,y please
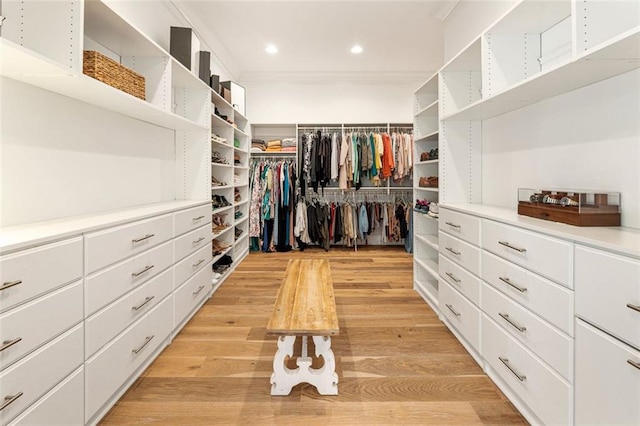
627,303 -> 640,313
132,265 -> 155,277
132,335 -> 155,354
193,237 -> 206,244
445,272 -> 461,283
193,285 -> 206,296
498,357 -> 526,382
498,241 -> 526,253
499,276 -> 527,293
132,234 -> 155,243
445,247 -> 461,256
132,296 -> 155,311
0,280 -> 22,291
193,215 -> 205,221
498,312 -> 527,333
445,222 -> 461,229
0,392 -> 23,411
445,304 -> 461,317
628,359 -> 640,371
0,337 -> 22,352
193,259 -> 205,268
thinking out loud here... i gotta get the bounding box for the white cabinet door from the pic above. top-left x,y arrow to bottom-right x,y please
439,231 -> 481,276
575,319 -> 640,425
439,208 -> 481,246
439,279 -> 481,352
174,204 -> 211,237
173,224 -> 213,263
439,254 -> 481,306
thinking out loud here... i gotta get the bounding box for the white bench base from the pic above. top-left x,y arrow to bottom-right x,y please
270,335 -> 338,396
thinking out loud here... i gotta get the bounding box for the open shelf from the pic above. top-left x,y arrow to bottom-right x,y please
415,234 -> 439,251
415,257 -> 439,282
414,131 -> 439,144
414,100 -> 439,118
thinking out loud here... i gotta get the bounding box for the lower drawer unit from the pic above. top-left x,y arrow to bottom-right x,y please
7,367 -> 84,426
575,319 -> 640,425
174,262 -> 213,330
482,250 -> 574,336
439,279 -> 481,353
482,282 -> 573,381
439,207 -> 482,246
439,231 -> 481,277
174,243 -> 213,286
482,315 -> 572,425
0,280 -> 83,370
85,267 -> 174,358
173,224 -> 213,263
0,237 -> 82,313
85,295 -> 173,423
439,254 -> 481,306
0,324 -> 84,425
84,240 -> 173,316
575,245 -> 640,349
174,203 -> 211,237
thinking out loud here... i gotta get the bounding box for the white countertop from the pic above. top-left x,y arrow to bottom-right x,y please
442,203 -> 640,259
0,200 -> 210,254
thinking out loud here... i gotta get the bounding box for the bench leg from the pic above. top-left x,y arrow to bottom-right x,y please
270,335 -> 338,396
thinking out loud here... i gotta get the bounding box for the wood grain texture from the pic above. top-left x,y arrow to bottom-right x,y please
100,247 -> 526,425
266,259 -> 339,336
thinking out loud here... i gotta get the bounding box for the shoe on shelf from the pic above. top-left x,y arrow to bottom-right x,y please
212,151 -> 229,164
211,176 -> 226,187
420,152 -> 430,162
211,134 -> 227,145
234,188 -> 241,203
418,176 -> 438,188
429,202 -> 439,215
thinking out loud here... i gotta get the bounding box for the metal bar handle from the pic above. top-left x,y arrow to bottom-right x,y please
445,272 -> 461,283
445,222 -> 461,229
0,392 -> 24,411
445,304 -> 461,317
627,303 -> 640,313
628,359 -> 640,371
498,241 -> 527,253
192,215 -> 205,221
132,335 -> 155,354
499,312 -> 527,333
0,337 -> 22,352
192,259 -> 205,268
132,234 -> 155,243
131,265 -> 154,277
499,357 -> 526,381
193,285 -> 206,296
193,237 -> 205,244
446,247 -> 461,256
132,296 -> 154,311
499,276 -> 527,293
0,280 -> 22,291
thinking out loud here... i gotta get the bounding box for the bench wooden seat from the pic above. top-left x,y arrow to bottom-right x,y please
266,259 -> 339,395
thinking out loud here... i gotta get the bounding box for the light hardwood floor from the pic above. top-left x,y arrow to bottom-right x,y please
101,247 -> 526,425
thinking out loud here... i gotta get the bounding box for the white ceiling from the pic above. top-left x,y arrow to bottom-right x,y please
172,0 -> 458,83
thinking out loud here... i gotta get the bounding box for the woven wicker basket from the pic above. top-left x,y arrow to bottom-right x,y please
83,51 -> 146,100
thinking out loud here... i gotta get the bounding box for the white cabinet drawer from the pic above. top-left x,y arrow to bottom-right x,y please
85,240 -> 173,316
8,366 -> 84,426
174,243 -> 213,287
575,320 -> 640,425
1,280 -> 83,371
439,231 -> 481,277
174,263 -> 213,330
482,316 -> 571,425
482,251 -> 574,336
439,279 -> 481,353
439,208 -> 481,246
482,283 -> 573,381
0,237 -> 82,313
85,268 -> 173,359
575,245 -> 640,349
173,224 -> 213,263
85,213 -> 173,274
482,219 -> 573,287
85,296 -> 172,423
439,254 -> 481,306
0,324 -> 83,425
174,204 -> 211,237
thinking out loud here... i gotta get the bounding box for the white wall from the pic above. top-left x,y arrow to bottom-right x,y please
444,0 -> 515,63
0,78 -> 176,227
243,81 -> 420,124
482,69 -> 640,229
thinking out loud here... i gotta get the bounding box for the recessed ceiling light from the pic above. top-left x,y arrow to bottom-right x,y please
350,45 -> 363,54
265,44 -> 278,54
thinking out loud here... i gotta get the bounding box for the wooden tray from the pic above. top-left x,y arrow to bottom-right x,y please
518,202 -> 620,226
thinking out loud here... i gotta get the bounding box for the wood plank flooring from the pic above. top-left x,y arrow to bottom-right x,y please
100,247 -> 526,425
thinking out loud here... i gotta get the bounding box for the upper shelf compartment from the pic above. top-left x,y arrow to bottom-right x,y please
414,72 -> 438,114
440,37 -> 482,117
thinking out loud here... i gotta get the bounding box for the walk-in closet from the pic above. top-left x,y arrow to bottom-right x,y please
1,0 -> 638,424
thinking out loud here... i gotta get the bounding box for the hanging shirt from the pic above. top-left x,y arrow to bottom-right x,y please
331,132 -> 339,181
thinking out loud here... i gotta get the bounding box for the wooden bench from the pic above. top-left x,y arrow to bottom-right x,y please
266,259 -> 339,395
